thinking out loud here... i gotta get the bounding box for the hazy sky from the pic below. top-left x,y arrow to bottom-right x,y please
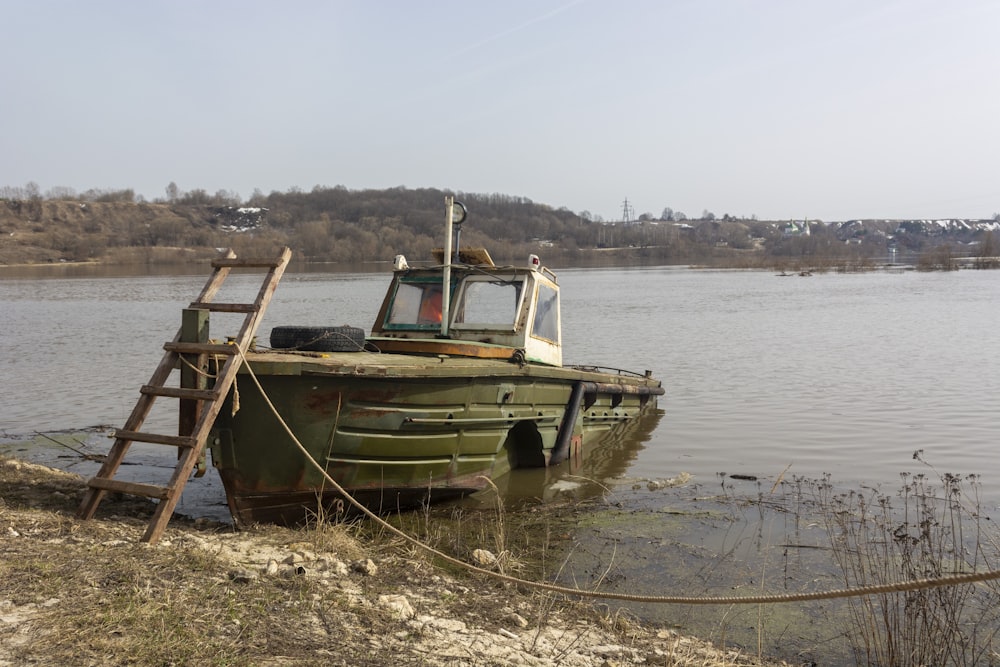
4,1 -> 999,222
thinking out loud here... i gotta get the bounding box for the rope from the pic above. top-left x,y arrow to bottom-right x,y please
175,350 -> 237,413
177,352 -> 221,379
231,346 -> 1000,605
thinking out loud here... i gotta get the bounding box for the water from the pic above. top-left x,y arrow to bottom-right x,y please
560,267 -> 1000,492
2,263 -> 999,663
555,266 -> 1000,663
2,264 -> 998,499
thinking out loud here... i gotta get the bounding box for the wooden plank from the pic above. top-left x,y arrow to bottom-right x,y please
141,385 -> 218,401
164,341 -> 237,355
372,338 -> 515,359
188,302 -> 257,313
212,257 -> 284,268
181,307 -> 210,344
114,429 -> 198,448
86,477 -> 171,500
179,308 -> 209,454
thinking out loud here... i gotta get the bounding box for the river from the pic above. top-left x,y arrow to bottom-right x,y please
2,262 -> 999,663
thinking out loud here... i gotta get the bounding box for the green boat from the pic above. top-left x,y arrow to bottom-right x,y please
209,198 -> 664,526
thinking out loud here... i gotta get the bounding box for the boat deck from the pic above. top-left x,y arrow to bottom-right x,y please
244,348 -> 660,388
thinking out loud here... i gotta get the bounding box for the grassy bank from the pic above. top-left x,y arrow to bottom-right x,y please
0,457 -> 790,666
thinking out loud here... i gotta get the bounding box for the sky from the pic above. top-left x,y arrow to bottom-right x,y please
3,0 -> 1000,222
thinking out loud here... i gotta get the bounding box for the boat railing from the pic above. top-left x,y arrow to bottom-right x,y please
564,364 -> 655,379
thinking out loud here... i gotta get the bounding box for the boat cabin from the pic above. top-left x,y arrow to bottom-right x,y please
369,251 -> 563,367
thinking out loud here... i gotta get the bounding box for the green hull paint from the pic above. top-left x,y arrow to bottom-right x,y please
210,350 -> 661,526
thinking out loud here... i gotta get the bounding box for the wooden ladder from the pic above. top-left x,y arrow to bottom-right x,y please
77,246 -> 292,544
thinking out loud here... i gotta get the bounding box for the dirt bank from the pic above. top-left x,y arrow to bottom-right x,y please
0,200 -> 241,265
0,457 -> 792,666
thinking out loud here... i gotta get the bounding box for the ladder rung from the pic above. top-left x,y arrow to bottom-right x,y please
140,385 -> 219,401
164,341 -> 238,355
189,301 -> 258,313
212,258 -> 283,268
87,477 -> 172,500
114,429 -> 198,448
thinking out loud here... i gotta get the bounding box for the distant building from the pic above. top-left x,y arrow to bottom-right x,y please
782,221 -> 810,237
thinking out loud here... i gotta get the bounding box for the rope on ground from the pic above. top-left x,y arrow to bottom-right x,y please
232,346 -> 1000,605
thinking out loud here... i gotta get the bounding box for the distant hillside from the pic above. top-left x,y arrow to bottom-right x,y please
1,186 -> 997,269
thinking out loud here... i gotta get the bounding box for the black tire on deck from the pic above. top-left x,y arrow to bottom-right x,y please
269,325 -> 366,352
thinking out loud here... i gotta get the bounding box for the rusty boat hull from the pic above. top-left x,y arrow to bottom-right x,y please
210,349 -> 662,527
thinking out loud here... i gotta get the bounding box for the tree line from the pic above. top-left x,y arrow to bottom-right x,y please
1,182 -> 997,269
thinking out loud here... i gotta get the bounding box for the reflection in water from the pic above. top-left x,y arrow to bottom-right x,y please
547,477 -> 852,663
460,406 -> 665,509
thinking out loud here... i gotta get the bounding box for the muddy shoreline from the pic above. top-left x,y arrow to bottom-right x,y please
2,427 -> 858,664
0,428 -> 804,666
0,451 -> 795,666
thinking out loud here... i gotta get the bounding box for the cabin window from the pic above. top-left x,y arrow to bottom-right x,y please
386,281 -> 443,327
451,278 -> 523,329
531,283 -> 559,342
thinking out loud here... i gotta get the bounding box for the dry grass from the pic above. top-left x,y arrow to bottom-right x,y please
815,458 -> 1000,666
0,457 -> 792,666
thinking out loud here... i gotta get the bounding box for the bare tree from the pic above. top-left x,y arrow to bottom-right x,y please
975,231 -> 998,269
45,186 -> 78,200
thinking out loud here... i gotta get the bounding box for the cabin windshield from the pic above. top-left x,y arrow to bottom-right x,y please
451,277 -> 524,330
385,280 -> 444,328
383,274 -> 528,334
